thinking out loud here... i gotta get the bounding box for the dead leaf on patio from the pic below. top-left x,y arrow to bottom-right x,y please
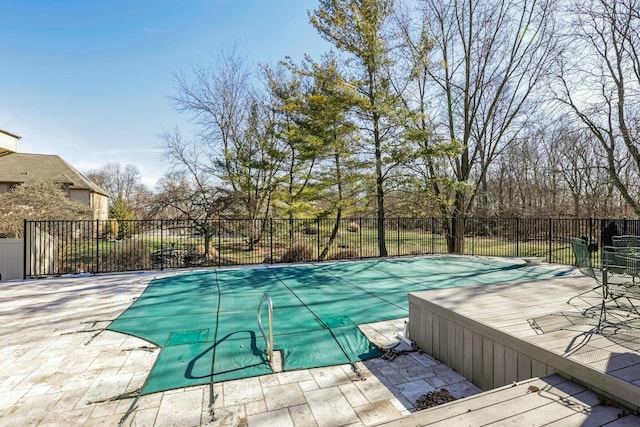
415,389 -> 457,410
599,396 -> 618,408
527,385 -> 540,393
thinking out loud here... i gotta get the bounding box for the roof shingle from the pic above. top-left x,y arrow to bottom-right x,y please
0,153 -> 108,196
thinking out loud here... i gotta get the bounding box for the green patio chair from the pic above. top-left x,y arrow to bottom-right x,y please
571,237 -> 640,330
571,238 -> 599,282
569,237 -> 610,329
569,238 -> 602,300
600,246 -> 640,324
612,235 -> 640,248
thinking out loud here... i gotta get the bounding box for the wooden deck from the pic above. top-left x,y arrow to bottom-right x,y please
380,374 -> 636,426
386,268 -> 640,425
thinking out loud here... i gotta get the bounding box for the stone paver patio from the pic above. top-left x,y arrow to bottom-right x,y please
0,271 -> 481,426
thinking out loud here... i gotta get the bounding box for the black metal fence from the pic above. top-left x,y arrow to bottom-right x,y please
22,217 -> 640,278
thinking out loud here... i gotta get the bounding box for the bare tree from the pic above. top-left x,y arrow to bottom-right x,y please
391,3 -> 462,219
557,0 -> 640,216
85,162 -> 146,217
421,0 -> 560,251
152,169 -> 239,259
543,126 -> 609,217
85,163 -> 142,202
486,136 -> 542,216
167,47 -> 283,249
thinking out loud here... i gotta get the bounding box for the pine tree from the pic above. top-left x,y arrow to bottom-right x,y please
310,0 -> 401,257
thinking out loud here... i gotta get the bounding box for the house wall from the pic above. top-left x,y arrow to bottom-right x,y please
64,189 -> 109,220
0,239 -> 23,281
91,192 -> 109,220
69,188 -> 90,205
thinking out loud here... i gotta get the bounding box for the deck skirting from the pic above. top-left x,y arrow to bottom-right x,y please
408,290 -> 640,412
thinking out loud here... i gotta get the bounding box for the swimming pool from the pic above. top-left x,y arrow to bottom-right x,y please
107,255 -> 572,395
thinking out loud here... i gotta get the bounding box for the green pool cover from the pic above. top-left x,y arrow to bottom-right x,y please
107,256 -> 572,395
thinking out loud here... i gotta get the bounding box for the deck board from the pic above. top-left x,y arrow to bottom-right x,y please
383,269 -> 640,425
379,375 -> 637,426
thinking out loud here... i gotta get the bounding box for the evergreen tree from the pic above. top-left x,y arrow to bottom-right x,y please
310,0 -> 402,257
109,194 -> 135,239
291,53 -> 367,259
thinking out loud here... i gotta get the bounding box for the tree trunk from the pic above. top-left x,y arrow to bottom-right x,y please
319,209 -> 342,261
376,147 -> 388,257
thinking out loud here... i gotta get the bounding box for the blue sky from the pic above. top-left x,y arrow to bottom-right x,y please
0,0 -> 330,187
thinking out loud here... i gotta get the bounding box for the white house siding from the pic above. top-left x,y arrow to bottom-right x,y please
0,130 -> 19,155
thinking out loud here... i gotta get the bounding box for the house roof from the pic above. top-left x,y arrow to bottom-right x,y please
0,128 -> 21,140
0,153 -> 109,196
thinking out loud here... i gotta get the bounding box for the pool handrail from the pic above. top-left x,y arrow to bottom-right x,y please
257,292 -> 274,364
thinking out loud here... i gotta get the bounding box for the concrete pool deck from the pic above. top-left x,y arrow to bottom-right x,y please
0,271 -> 482,426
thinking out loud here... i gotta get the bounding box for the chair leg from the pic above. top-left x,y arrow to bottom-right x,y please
623,297 -> 640,316
567,285 -> 602,315
567,285 -> 600,303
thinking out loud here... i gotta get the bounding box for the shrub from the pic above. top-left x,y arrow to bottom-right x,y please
184,244 -> 219,266
0,180 -> 92,238
100,240 -> 151,271
409,247 -> 424,255
102,220 -> 119,239
326,249 -> 358,260
279,241 -> 314,263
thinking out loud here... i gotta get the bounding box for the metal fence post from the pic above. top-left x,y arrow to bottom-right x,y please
270,218 -> 274,264
548,218 -> 552,263
160,219 -> 164,270
515,218 -> 520,257
359,218 -> 363,259
217,218 -> 222,268
95,219 -> 100,274
397,218 -> 400,257
431,218 -> 435,254
317,219 -> 321,261
22,219 -> 27,280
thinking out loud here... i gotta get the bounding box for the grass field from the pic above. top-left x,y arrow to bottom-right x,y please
51,228 -> 579,276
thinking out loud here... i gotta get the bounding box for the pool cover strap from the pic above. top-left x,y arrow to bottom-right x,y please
107,257 -> 571,395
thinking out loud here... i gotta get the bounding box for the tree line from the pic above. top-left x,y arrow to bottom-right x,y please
5,0 -> 636,254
